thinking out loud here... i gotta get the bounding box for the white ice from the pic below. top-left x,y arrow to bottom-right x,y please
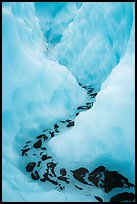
2,2 -> 135,202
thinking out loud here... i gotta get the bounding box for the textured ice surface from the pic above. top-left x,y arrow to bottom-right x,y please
2,2 -> 135,202
53,2 -> 133,92
34,2 -> 82,46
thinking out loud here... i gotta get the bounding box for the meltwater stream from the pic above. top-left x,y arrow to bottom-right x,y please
19,85 -> 135,202
2,2 -> 135,202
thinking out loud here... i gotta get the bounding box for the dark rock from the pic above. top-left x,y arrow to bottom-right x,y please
33,139 -> 42,148
41,147 -> 46,150
48,173 -> 54,177
26,162 -> 36,172
87,105 -> 92,109
48,177 -> 58,185
40,152 -> 43,156
33,153 -> 36,156
49,131 -> 54,138
89,166 -> 106,177
77,106 -> 86,110
47,162 -> 57,169
53,124 -> 59,133
31,171 -> 40,180
60,168 -> 67,176
88,166 -> 134,193
87,89 -> 94,93
54,124 -> 59,129
42,154 -> 52,161
60,121 -> 65,123
67,121 -> 74,127
86,102 -> 91,105
88,166 -> 106,187
103,171 -> 135,193
47,162 -> 57,177
26,141 -> 31,144
36,134 -> 48,141
77,105 -> 91,110
21,148 -> 30,156
71,167 -> 89,184
37,161 -> 41,167
40,171 -> 48,182
88,176 -> 99,187
66,119 -> 71,122
23,144 -> 28,148
75,185 -> 83,190
76,113 -> 79,116
41,169 -> 58,185
88,93 -> 97,97
94,196 -> 103,202
58,184 -> 65,191
57,176 -> 69,184
110,192 -> 135,202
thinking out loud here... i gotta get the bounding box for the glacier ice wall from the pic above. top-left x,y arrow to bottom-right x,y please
34,2 -> 82,46
2,2 -> 135,202
53,2 -> 133,91
2,2 -> 87,134
2,2 -> 87,201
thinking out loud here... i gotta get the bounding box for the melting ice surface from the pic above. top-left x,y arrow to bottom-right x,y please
2,2 -> 135,202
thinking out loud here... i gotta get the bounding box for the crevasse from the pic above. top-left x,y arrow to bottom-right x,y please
2,2 -> 135,202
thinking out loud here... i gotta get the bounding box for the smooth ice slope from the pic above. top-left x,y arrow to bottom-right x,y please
2,2 -> 87,202
54,2 -> 133,91
2,2 -> 87,134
